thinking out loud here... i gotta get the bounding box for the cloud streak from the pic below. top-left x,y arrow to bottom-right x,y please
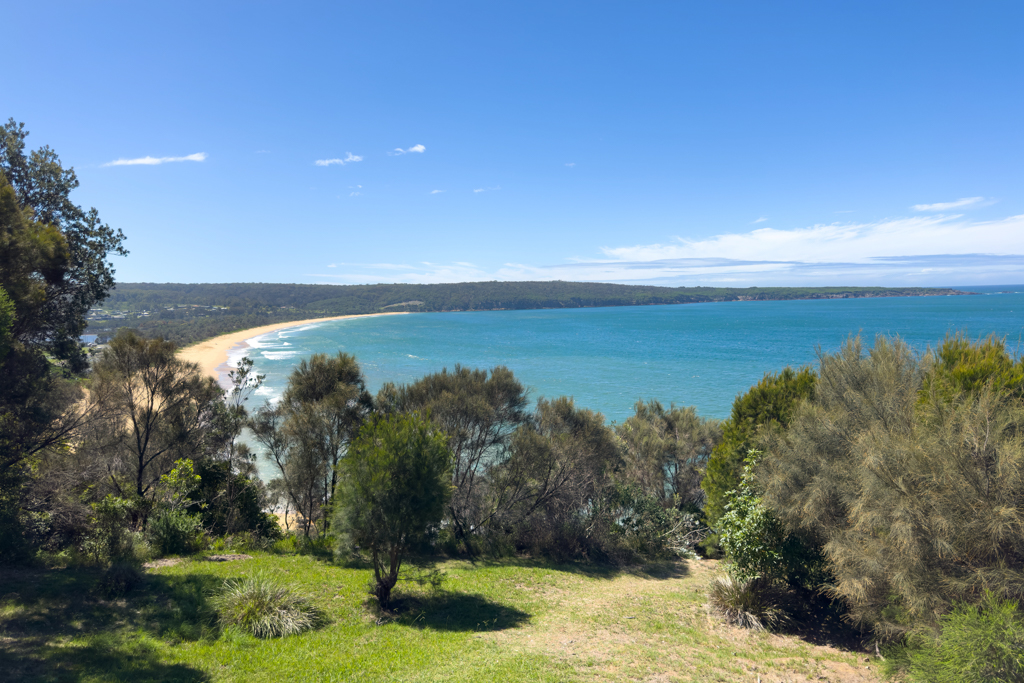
316,153 -> 362,166
103,152 -> 207,166
912,197 -> 984,211
306,212 -> 1024,287
391,144 -> 426,155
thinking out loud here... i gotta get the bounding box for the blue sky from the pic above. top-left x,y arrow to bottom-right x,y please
5,1 -> 1023,286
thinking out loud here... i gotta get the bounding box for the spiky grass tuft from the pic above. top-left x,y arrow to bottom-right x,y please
707,574 -> 788,631
211,571 -> 319,638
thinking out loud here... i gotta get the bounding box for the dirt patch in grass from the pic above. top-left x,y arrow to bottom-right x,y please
481,558 -> 882,682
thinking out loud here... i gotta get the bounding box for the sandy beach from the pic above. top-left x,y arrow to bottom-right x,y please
177,312 -> 408,386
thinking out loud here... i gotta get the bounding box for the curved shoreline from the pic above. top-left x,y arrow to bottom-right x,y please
177,312 -> 409,385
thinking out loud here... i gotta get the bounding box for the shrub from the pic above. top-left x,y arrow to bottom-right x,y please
211,571 -> 319,638
97,561 -> 143,598
701,367 -> 816,530
596,483 -> 707,561
897,592 -> 1024,683
707,573 -> 789,631
83,495 -> 138,564
332,412 -> 453,607
761,335 -> 1024,633
718,451 -> 824,587
148,509 -> 205,556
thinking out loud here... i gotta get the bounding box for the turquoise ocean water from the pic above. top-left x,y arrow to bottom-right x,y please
234,287 -> 1024,437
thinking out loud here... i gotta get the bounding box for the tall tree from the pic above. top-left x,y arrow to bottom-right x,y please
252,352 -> 372,536
88,330 -> 223,503
377,365 -> 529,547
0,119 -> 127,372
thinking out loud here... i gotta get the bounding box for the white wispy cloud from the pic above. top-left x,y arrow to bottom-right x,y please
315,153 -> 362,166
430,190 -> 445,194
912,197 -> 984,211
305,212 -> 1024,287
327,264 -> 336,268
565,162 -> 576,167
601,214 -> 1024,264
752,217 -> 768,224
474,186 -> 500,193
103,152 -> 207,167
391,144 -> 426,155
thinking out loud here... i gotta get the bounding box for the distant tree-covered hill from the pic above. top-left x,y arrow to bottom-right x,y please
86,281 -> 969,347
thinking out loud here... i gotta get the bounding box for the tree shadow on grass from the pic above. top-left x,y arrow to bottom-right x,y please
0,566 -> 222,682
471,556 -> 691,581
772,587 -> 871,653
382,592 -> 532,632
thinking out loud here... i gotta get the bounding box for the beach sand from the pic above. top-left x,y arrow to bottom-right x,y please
177,312 -> 408,386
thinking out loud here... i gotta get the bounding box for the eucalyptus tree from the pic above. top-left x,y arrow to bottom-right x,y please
252,352 -> 372,536
89,330 -> 223,503
376,365 -> 529,547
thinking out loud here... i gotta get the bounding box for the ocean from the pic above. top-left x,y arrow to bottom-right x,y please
233,286 -> 1024,435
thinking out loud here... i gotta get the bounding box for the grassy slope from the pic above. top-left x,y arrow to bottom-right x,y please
1,554 -> 881,683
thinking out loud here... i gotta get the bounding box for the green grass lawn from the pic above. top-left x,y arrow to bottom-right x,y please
0,552 -> 882,682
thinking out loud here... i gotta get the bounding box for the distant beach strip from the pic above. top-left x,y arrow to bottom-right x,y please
176,312 -> 409,388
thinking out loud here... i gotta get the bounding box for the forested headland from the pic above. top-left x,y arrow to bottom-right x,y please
88,280 -> 969,347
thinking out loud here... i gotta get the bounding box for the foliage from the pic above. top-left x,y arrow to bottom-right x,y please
706,574 -> 789,631
87,330 -> 224,501
594,482 -> 706,561
148,509 -> 206,557
83,495 -> 139,565
614,399 -> 721,511
718,451 -> 825,587
97,561 -> 144,598
1,119 -> 127,372
211,571 -> 319,638
486,396 -> 622,561
894,592 -> 1024,683
701,366 -> 816,532
377,364 -> 529,549
189,458 -> 281,539
332,412 -> 453,607
923,332 -> 1024,401
761,335 -> 1024,634
253,352 -> 371,537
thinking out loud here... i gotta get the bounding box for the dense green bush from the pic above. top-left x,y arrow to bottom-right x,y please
211,572 -> 319,638
762,335 -> 1024,633
148,509 -> 205,557
701,367 -> 815,536
892,592 -> 1024,683
332,411 -> 453,606
83,495 -> 140,564
718,451 -> 824,587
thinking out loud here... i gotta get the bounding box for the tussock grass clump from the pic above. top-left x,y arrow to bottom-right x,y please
707,574 -> 788,631
211,571 -> 319,638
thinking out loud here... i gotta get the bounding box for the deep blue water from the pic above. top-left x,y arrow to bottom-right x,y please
236,285 -> 1024,430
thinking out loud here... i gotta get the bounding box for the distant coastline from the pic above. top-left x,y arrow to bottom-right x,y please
90,281 -> 974,350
